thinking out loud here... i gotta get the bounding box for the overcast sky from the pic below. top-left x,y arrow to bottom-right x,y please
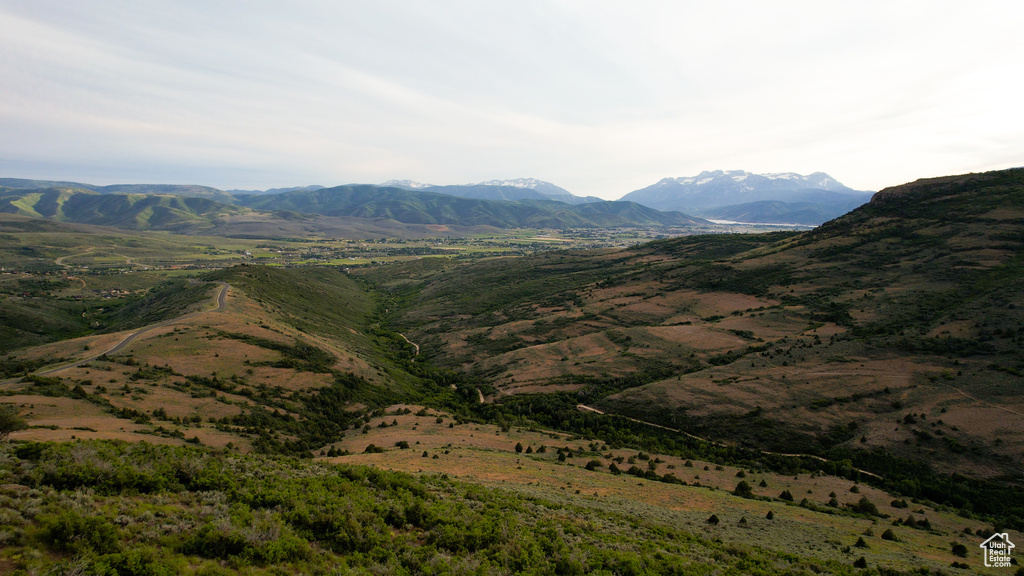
1,1 -> 1021,198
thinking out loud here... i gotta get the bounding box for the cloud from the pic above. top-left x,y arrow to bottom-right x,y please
0,1 -> 1021,197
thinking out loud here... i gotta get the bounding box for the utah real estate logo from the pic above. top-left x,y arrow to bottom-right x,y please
980,533 -> 1015,568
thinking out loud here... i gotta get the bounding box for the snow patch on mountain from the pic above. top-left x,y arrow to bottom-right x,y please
381,180 -> 434,189
473,178 -> 552,189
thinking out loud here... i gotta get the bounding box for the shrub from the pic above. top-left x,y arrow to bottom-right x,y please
585,459 -> 602,471
0,404 -> 27,441
881,529 -> 898,541
952,543 -> 968,557
853,556 -> 867,568
92,547 -> 175,576
40,512 -> 119,554
779,490 -> 794,501
364,444 -> 385,453
395,441 -> 410,449
852,496 -> 880,516
706,514 -> 719,525
733,481 -> 754,498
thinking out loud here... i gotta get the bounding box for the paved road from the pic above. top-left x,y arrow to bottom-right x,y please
26,281 -> 230,378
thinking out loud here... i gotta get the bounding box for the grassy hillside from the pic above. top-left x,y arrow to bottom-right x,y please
203,265 -> 373,345
0,178 -> 240,204
0,214 -> 258,352
1,169 -> 1022,573
235,185 -> 709,228
361,169 -> 1024,487
2,438 -> 954,576
0,187 -> 561,238
0,187 -> 252,231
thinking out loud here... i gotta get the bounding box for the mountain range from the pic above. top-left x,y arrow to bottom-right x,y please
0,182 -> 708,234
620,170 -> 874,225
382,178 -> 604,205
0,170 -> 871,229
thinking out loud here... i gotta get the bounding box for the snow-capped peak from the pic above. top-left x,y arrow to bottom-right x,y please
669,170 -> 850,192
381,179 -> 434,189
472,178 -> 548,189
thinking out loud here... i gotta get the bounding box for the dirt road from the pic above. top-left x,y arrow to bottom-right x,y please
29,281 -> 230,377
576,403 -> 881,479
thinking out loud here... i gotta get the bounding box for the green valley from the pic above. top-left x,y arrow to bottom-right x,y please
1,169 -> 1022,574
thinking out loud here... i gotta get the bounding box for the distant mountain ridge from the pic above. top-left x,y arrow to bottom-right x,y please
0,178 -> 238,204
234,184 -> 706,228
620,170 -> 873,225
3,171 -> 868,229
0,186 -> 249,231
383,178 -> 603,205
0,180 -> 710,232
226,185 -> 326,195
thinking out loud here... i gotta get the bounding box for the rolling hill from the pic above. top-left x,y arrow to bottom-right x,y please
0,187 -> 250,231
0,187 -> 500,237
233,184 -> 708,228
1,181 -> 710,232
0,177 -> 238,204
1,168 -> 1021,574
364,168 -> 1024,482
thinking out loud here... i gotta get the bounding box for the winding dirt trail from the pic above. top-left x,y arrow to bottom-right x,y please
397,333 -> 419,358
941,382 -> 1024,419
576,403 -> 881,479
27,281 -> 230,377
54,247 -> 94,267
54,248 -> 94,289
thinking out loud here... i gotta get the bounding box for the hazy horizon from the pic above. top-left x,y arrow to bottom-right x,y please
1,1 -> 1021,199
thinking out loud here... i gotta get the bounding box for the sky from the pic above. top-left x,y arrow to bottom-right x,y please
0,1 -> 1021,199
